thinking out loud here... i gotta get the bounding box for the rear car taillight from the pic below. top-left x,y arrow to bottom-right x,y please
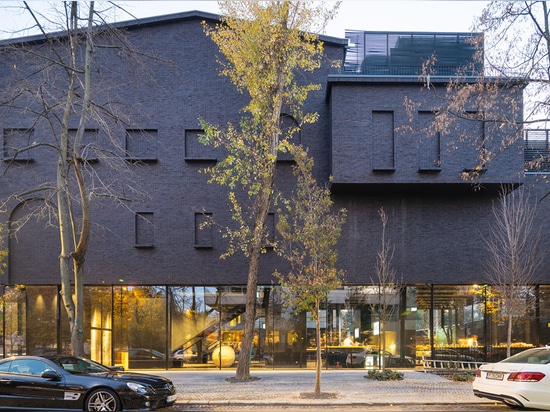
507,372 -> 546,382
476,369 -> 481,378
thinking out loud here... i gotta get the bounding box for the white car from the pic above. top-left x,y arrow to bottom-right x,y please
473,346 -> 550,410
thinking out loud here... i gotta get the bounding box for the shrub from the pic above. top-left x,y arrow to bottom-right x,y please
365,369 -> 404,381
452,372 -> 475,382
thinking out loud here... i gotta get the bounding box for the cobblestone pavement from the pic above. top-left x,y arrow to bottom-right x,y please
137,368 -> 493,408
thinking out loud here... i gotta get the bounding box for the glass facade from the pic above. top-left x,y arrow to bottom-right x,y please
1,284 -> 548,369
343,31 -> 483,76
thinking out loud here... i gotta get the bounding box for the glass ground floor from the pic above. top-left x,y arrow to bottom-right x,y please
2,284 -> 550,369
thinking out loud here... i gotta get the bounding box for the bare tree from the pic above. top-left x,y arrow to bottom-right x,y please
407,2 -> 548,178
371,207 -> 401,372
0,2 -> 155,356
475,1 -> 550,126
483,186 -> 543,357
275,144 -> 346,396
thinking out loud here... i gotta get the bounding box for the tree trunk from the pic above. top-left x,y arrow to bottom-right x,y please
314,300 -> 322,395
506,313 -> 512,358
235,251 -> 259,380
381,322 -> 386,372
57,2 -> 93,358
235,166 -> 276,380
57,0 -> 77,356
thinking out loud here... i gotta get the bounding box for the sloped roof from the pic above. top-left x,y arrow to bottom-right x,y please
0,9 -> 347,47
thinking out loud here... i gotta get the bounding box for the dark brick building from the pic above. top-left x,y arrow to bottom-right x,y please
0,12 -> 548,369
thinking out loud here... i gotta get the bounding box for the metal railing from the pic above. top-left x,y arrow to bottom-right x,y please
342,64 -> 479,77
421,357 -> 485,373
525,130 -> 550,172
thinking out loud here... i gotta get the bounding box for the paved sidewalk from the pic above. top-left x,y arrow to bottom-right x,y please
141,369 -> 491,407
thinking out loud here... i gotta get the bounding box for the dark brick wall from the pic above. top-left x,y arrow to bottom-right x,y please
328,77 -> 525,186
334,191 -> 496,285
0,15 -> 342,287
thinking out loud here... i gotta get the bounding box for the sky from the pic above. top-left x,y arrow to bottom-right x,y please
0,1 -> 491,40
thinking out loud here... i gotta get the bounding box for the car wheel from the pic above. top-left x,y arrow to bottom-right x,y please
85,388 -> 122,411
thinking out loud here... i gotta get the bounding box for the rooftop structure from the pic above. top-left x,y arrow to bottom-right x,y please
343,31 -> 483,76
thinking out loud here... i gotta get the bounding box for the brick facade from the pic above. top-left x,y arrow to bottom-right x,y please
0,11 -> 547,290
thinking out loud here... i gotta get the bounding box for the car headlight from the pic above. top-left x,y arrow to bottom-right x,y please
127,382 -> 152,395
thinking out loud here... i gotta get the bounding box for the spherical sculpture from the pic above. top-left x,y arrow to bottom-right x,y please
212,345 -> 235,367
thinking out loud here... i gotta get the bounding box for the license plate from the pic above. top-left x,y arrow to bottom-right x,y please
166,394 -> 177,403
486,372 -> 505,380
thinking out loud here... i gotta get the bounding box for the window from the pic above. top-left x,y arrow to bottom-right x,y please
525,130 -> 550,173
68,128 -> 99,163
9,359 -> 49,375
459,111 -> 486,175
372,111 -> 395,171
418,112 -> 441,172
2,128 -> 33,162
135,212 -> 154,248
125,129 -> 158,163
278,114 -> 300,162
264,212 -> 275,248
194,212 -> 213,248
185,129 -> 218,161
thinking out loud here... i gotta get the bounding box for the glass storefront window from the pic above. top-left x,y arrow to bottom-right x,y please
169,286 -> 220,367
414,285 -> 483,361
169,286 -> 274,369
3,283 -> 547,367
482,284 -> 537,360
85,286 -> 113,365
1,285 -> 27,356
126,286 -> 167,369
539,285 -> 550,346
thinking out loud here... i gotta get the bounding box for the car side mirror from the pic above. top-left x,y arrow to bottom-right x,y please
108,365 -> 124,372
41,370 -> 61,380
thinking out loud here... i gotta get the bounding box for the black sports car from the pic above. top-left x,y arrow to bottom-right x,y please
0,355 -> 177,411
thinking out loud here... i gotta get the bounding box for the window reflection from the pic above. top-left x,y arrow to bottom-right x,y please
3,283 -> 549,369
86,286 -> 112,365
170,287 -> 218,367
2,286 -> 27,357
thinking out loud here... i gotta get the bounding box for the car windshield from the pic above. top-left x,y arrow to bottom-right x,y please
50,356 -> 111,374
501,348 -> 550,364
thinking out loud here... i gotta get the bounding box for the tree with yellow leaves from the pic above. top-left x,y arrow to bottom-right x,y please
200,1 -> 339,381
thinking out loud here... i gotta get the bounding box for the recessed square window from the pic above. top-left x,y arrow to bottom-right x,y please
2,128 -> 34,162
68,128 -> 99,163
125,129 -> 158,163
185,129 -> 218,161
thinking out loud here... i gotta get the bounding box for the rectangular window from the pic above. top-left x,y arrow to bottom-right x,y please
277,114 -> 300,162
2,128 -> 33,162
459,111 -> 486,174
194,212 -> 213,248
372,111 -> 395,171
264,212 -> 275,247
418,112 -> 441,171
126,129 -> 158,162
135,212 -> 154,248
185,129 -> 218,161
